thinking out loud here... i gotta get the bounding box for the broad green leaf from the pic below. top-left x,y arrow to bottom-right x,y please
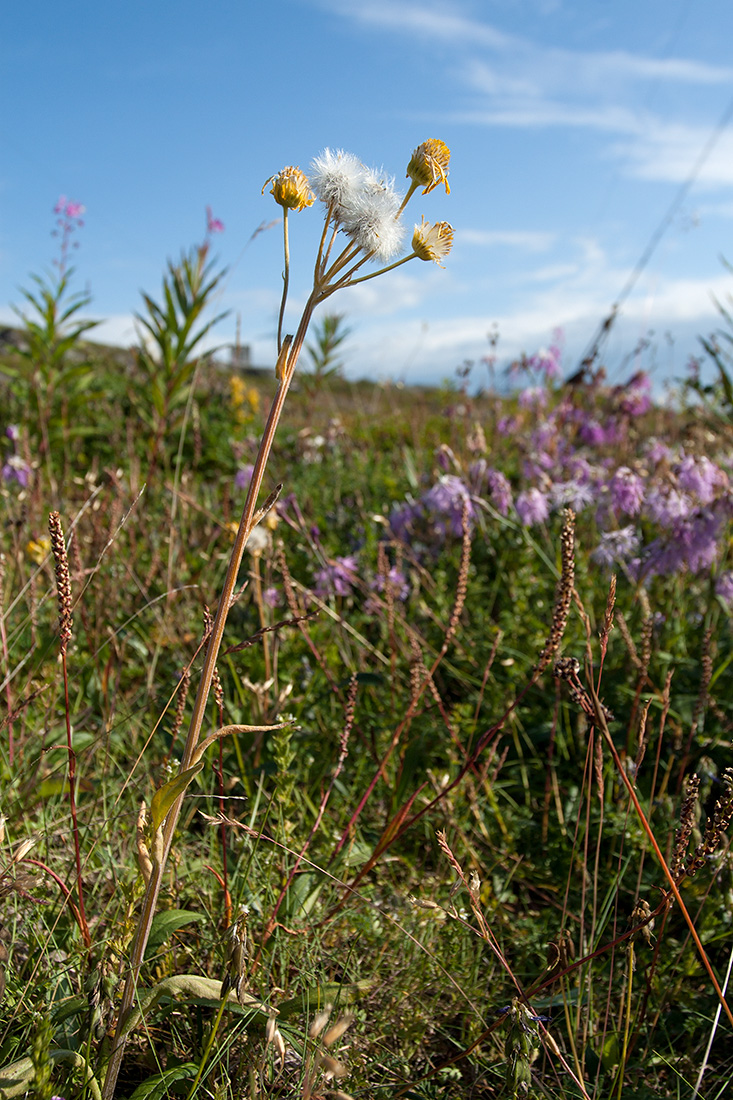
145,909 -> 207,958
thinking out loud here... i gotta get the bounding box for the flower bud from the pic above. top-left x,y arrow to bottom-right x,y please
263,166 -> 314,211
412,217 -> 454,266
406,139 -> 451,195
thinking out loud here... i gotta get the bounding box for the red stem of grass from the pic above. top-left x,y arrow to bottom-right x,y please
61,649 -> 91,948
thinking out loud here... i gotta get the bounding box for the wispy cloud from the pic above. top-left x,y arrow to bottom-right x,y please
319,0 -> 733,186
459,228 -> 556,251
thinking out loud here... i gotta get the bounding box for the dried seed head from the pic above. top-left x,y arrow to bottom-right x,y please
537,509 -> 575,674
599,574 -> 616,652
546,929 -> 575,973
11,836 -> 38,864
221,906 -> 249,1003
323,1013 -> 354,1048
686,767 -> 733,876
630,898 -> 655,945
263,165 -> 315,211
671,773 -> 701,879
48,512 -> 73,650
309,1005 -> 333,1039
406,139 -> 451,195
136,801 -> 153,886
412,217 -> 454,266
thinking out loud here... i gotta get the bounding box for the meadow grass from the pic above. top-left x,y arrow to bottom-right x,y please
1,147 -> 733,1099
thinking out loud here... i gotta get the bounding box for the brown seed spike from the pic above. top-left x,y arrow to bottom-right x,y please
48,512 -> 73,652
537,508 -> 575,675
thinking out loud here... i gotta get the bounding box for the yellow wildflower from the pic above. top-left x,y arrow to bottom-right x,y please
263,166 -> 314,211
412,218 -> 454,266
26,536 -> 51,565
406,139 -> 451,195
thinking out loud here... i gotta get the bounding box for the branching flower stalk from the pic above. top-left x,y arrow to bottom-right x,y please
101,139 -> 452,1100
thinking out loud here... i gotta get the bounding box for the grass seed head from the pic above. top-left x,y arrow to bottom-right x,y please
48,511 -> 73,650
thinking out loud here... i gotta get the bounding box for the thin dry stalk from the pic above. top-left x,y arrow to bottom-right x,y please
203,605 -> 231,927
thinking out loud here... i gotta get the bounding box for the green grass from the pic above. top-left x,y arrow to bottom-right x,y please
1,337 -> 733,1100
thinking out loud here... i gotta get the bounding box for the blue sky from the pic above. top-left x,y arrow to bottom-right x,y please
2,0 -> 733,387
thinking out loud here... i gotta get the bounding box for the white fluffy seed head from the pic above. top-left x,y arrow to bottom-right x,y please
312,150 -> 406,261
341,169 -> 405,260
311,149 -> 369,215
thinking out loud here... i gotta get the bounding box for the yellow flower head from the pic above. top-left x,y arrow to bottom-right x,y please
406,139 -> 451,195
26,536 -> 51,565
412,218 -> 454,266
263,166 -> 314,211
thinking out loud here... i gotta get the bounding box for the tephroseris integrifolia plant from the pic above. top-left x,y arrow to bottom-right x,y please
101,139 -> 453,1098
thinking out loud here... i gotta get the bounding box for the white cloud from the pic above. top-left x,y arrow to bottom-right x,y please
321,0 -> 733,189
459,228 -> 556,251
611,123 -> 733,185
339,258 -> 731,385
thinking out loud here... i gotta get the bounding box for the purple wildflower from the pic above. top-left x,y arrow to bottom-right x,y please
2,454 -> 31,488
644,486 -> 692,528
526,332 -> 563,381
609,466 -> 645,516
515,487 -> 549,526
640,510 -> 723,577
372,565 -> 409,601
551,479 -> 596,512
234,464 -> 255,491
262,586 -> 281,608
497,415 -> 519,436
313,554 -> 359,598
675,454 -> 727,505
422,475 -> 475,537
645,439 -> 675,466
578,419 -> 607,447
616,371 -> 651,417
389,498 -> 422,543
6,424 -> 20,442
206,205 -> 225,234
592,526 -> 640,569
485,468 -> 513,516
518,386 -> 548,409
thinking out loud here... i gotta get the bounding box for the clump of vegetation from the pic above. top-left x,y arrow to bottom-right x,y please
1,145 -> 733,1100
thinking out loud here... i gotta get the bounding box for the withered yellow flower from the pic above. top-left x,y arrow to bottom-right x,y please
412,217 -> 454,266
406,139 -> 451,195
263,166 -> 314,211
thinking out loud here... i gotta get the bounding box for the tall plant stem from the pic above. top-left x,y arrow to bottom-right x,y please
276,209 -> 290,354
101,295 -> 317,1100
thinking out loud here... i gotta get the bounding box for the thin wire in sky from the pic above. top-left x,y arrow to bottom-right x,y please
576,87 -> 733,376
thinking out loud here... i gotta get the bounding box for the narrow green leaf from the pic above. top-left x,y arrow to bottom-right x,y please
128,1063 -> 198,1100
150,761 -> 204,832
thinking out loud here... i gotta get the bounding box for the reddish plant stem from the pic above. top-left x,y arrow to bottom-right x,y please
61,649 -> 91,948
